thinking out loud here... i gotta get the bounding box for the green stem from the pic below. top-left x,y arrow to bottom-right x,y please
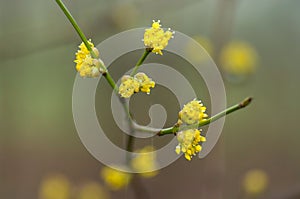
127,55 -> 152,199
154,97 -> 252,136
130,49 -> 151,76
55,0 -> 97,58
133,123 -> 161,134
126,135 -> 135,153
125,50 -> 152,158
103,73 -> 118,93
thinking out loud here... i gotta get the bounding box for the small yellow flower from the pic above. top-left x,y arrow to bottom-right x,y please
194,35 -> 214,56
119,73 -> 155,98
178,99 -> 208,125
74,40 -> 102,78
38,174 -> 71,199
175,129 -> 206,161
243,169 -> 269,195
101,167 -> 132,190
134,72 -> 155,94
220,41 -> 258,76
77,55 -> 103,78
118,75 -> 140,98
77,182 -> 109,199
143,20 -> 174,55
131,146 -> 158,178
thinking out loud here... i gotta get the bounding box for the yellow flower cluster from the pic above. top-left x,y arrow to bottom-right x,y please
175,129 -> 206,161
134,72 -> 155,94
119,72 -> 155,98
131,146 -> 158,178
143,20 -> 174,55
178,99 -> 208,125
74,40 -> 103,78
175,99 -> 208,160
118,75 -> 140,98
220,41 -> 258,76
101,167 -> 132,190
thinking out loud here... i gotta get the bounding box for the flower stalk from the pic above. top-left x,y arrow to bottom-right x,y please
130,49 -> 151,76
55,0 -> 97,58
157,97 -> 252,136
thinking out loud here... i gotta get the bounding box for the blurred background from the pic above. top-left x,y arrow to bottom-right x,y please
1,0 -> 300,198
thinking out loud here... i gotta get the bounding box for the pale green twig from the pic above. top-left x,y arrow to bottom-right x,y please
130,49 -> 151,76
157,97 -> 252,136
133,97 -> 252,136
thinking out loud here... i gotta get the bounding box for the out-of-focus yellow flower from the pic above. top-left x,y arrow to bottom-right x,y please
131,146 -> 158,178
175,129 -> 206,161
194,35 -> 214,56
178,99 -> 208,125
143,20 -> 174,55
74,40 -> 103,78
243,169 -> 269,195
220,41 -> 258,76
185,35 -> 213,63
38,174 -> 71,199
101,167 -> 132,190
77,182 -> 109,199
119,73 -> 155,98
134,72 -> 155,94
118,75 -> 140,98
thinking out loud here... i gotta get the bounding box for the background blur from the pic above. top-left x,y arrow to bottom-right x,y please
1,0 -> 300,198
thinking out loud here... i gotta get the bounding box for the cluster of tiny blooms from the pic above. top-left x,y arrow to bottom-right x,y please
143,20 -> 174,55
175,129 -> 206,161
74,40 -> 103,78
38,174 -> 71,199
220,41 -> 258,76
175,99 -> 208,160
243,169 -> 269,195
119,72 -> 155,98
101,167 -> 132,190
131,146 -> 158,178
178,99 -> 208,125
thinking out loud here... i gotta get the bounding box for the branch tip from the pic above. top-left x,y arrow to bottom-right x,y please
239,97 -> 253,108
